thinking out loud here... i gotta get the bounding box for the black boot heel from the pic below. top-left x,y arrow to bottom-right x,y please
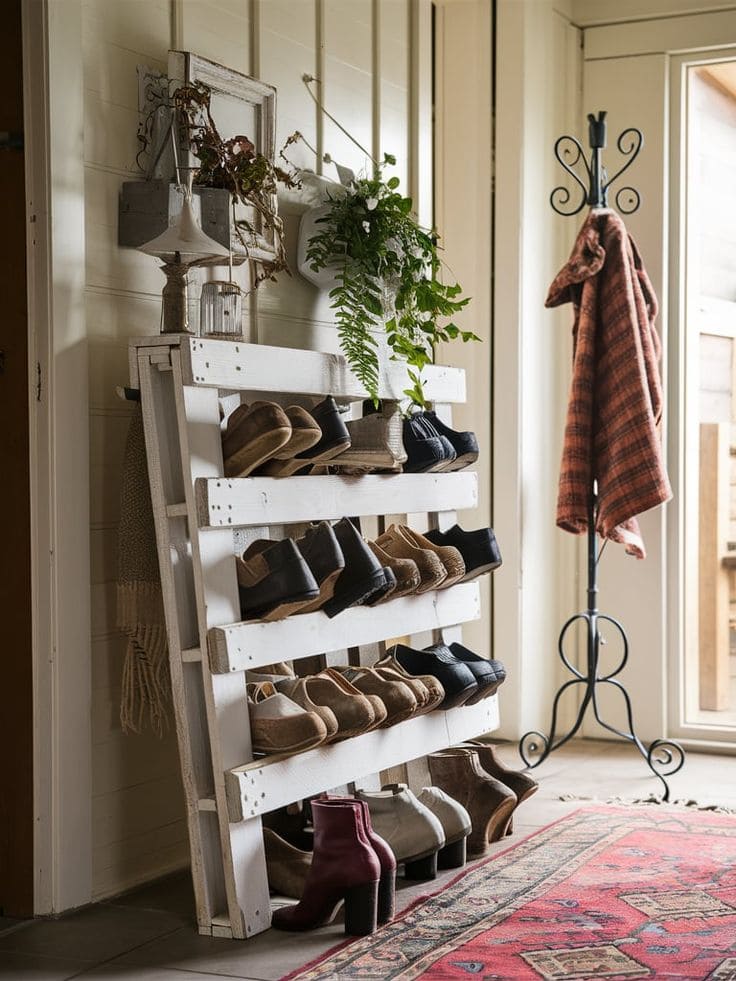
438,836 -> 467,870
404,850 -> 438,880
343,880 -> 379,936
377,869 -> 396,924
505,816 -> 514,837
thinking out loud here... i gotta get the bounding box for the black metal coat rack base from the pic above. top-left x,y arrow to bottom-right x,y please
518,113 -> 685,802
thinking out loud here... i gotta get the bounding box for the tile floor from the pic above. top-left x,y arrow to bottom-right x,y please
2,738 -> 735,981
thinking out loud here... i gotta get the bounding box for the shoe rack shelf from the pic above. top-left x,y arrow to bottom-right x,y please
170,336 -> 467,402
225,699 -> 498,822
209,581 -> 481,674
197,471 -> 477,528
130,334 -> 499,941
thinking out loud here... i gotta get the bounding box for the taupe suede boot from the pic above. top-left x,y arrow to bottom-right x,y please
427,748 -> 517,856
464,740 -> 539,802
462,740 -> 539,836
263,827 -> 311,898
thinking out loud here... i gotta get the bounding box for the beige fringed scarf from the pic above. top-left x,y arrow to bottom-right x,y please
117,403 -> 171,736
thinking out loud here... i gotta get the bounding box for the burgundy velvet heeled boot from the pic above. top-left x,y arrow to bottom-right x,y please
271,799 -> 381,935
319,796 -> 397,925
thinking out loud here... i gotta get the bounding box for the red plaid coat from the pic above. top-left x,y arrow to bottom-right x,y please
546,208 -> 672,559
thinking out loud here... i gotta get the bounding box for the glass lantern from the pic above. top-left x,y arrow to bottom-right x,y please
199,280 -> 243,339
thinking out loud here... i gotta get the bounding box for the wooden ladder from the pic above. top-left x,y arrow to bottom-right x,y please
130,334 -> 500,939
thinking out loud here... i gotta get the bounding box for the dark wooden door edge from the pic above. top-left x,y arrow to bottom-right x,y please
0,0 -> 33,918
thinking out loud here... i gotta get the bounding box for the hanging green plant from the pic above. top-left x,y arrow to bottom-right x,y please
305,154 -> 479,407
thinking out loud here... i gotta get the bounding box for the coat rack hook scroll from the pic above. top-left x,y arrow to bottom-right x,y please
550,109 -> 643,217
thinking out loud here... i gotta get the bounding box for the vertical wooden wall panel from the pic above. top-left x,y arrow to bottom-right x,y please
433,0 -> 493,663
379,0 -> 409,190
255,0 -> 335,336
323,0 -> 374,175
177,0 -> 251,75
259,0 -> 318,163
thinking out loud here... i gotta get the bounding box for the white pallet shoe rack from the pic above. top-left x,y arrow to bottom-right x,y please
130,334 -> 500,940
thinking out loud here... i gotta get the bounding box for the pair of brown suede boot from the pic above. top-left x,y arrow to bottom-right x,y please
427,742 -> 538,857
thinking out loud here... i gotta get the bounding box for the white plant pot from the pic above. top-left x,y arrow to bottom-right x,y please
297,202 -> 341,290
295,171 -> 348,291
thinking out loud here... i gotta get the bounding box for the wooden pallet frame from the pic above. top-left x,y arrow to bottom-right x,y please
132,335 -> 499,940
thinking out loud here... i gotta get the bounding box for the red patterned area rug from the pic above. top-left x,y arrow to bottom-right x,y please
285,805 -> 736,980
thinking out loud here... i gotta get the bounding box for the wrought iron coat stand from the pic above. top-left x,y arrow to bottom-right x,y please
518,111 -> 685,801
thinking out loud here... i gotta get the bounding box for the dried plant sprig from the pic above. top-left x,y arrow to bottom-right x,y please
170,81 -> 300,286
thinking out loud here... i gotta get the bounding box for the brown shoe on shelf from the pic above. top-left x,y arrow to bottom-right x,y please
374,524 -> 447,593
243,523 -> 346,617
370,665 -> 432,715
366,542 -> 421,603
254,406 -> 322,476
333,666 -> 418,727
274,677 -> 339,742
263,827 -> 311,899
246,669 -> 291,685
427,747 -> 517,856
247,682 -> 328,756
332,400 -> 408,474
393,525 -> 465,589
291,671 -> 378,739
258,661 -> 295,677
319,668 -> 388,731
237,539 -> 319,622
222,401 -> 292,478
372,653 -> 445,712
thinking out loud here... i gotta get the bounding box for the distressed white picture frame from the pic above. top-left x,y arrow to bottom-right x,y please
168,50 -> 278,263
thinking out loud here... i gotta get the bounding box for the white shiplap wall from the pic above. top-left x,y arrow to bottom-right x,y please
83,0 -> 415,899
83,0 -> 187,900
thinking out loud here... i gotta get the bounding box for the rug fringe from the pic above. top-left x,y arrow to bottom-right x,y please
559,793 -> 736,814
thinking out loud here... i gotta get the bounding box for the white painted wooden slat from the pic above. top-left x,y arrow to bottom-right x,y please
174,360 -> 272,940
197,472 -> 478,528
225,697 -> 500,822
209,582 -> 481,674
137,351 -> 214,933
179,337 -> 466,403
